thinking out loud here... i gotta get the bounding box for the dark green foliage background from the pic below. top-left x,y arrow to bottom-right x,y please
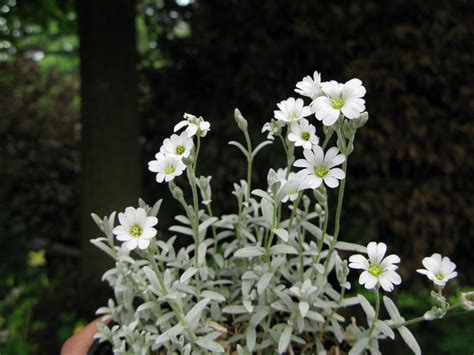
140,0 -> 474,286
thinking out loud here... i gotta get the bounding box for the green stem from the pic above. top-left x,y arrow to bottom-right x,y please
368,286 -> 381,335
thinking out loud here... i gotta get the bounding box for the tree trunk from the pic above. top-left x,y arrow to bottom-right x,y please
77,0 -> 140,314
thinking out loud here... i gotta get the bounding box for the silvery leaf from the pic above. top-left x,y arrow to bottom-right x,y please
299,301 -> 309,318
278,326 -> 292,353
180,267 -> 198,284
375,320 -> 395,339
335,241 -> 367,253
273,228 -> 289,242
246,326 -> 256,352
251,189 -> 273,202
249,307 -> 269,327
398,326 -> 422,355
201,290 -> 226,302
196,338 -> 225,353
198,217 -> 219,234
169,225 -> 194,236
234,246 -> 265,258
256,272 -> 273,295
222,305 -> 249,314
154,323 -> 184,344
383,296 -> 404,323
261,198 -> 274,226
185,298 -> 210,330
348,336 -> 369,355
269,244 -> 298,255
358,294 -> 375,321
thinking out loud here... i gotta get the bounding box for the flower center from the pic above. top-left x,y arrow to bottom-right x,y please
435,273 -> 445,281
130,224 -> 142,238
302,131 -> 310,141
331,97 -> 345,109
165,166 -> 176,174
368,263 -> 384,277
288,113 -> 298,121
176,145 -> 185,155
314,165 -> 328,178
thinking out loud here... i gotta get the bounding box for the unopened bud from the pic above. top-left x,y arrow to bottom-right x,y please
234,108 -> 248,131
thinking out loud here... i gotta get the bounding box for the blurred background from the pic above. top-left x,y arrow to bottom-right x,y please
0,0 -> 473,353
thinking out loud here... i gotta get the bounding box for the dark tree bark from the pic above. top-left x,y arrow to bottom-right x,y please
78,0 -> 140,312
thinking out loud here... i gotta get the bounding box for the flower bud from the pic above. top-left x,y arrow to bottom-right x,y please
460,291 -> 474,311
234,108 -> 248,131
353,112 -> 369,128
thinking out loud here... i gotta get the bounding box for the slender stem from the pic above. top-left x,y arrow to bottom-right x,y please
368,286 -> 381,335
392,303 -> 463,328
315,199 -> 329,265
243,130 -> 253,201
321,129 -> 334,150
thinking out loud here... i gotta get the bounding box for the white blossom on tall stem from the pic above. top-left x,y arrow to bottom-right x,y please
293,146 -> 345,189
274,97 -> 312,123
416,253 -> 458,288
148,152 -> 186,183
294,70 -> 322,100
174,113 -> 211,137
160,131 -> 194,159
287,118 -> 319,150
349,242 -> 402,292
311,79 -> 366,126
112,207 -> 158,250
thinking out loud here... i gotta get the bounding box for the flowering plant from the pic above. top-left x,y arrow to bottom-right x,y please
90,71 -> 471,354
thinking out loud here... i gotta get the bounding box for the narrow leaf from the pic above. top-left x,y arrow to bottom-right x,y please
278,326 -> 292,353
398,326 -> 422,355
269,244 -> 298,255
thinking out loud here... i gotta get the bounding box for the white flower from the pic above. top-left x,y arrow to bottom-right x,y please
274,97 -> 312,123
293,146 -> 345,189
274,168 -> 305,202
112,207 -> 158,250
261,119 -> 283,140
148,152 -> 186,183
349,242 -> 402,292
416,253 -> 458,287
295,71 -> 322,100
174,113 -> 211,137
311,79 -> 366,126
287,118 -> 319,150
160,131 -> 194,159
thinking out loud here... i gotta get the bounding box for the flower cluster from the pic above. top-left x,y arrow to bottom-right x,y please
90,70 -> 468,355
148,113 -> 210,183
